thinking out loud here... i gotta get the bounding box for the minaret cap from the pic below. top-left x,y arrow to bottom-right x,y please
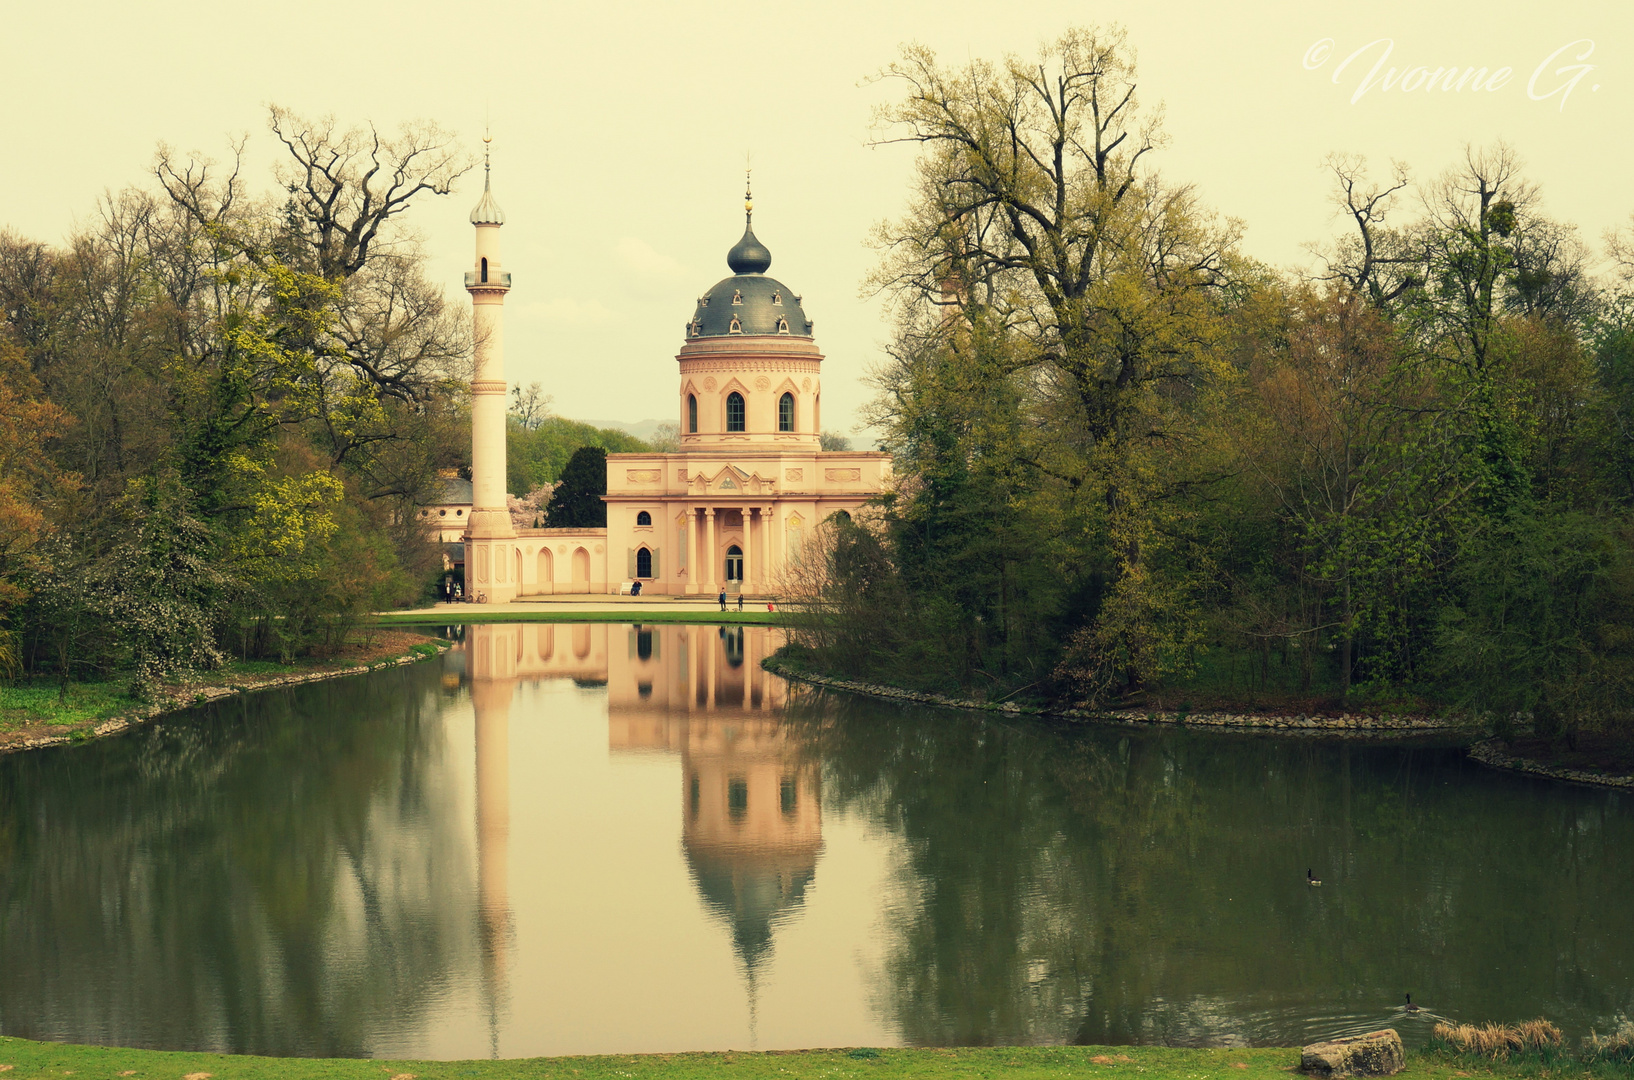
725,170 -> 771,274
470,137 -> 506,226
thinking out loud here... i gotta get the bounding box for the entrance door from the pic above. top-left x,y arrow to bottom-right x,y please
725,545 -> 743,592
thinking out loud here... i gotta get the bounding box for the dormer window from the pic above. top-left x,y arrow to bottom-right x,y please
731,290 -> 743,305
776,316 -> 789,334
771,291 -> 782,305
699,295 -> 709,307
728,316 -> 742,334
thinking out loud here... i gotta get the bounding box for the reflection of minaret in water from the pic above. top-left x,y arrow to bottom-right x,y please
469,623 -> 518,1058
606,624 -> 821,1045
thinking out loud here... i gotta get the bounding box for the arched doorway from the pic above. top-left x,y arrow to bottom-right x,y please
636,547 -> 652,578
536,548 -> 553,593
725,544 -> 743,588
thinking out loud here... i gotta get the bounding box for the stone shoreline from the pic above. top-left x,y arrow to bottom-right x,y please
765,659 -> 1634,789
1467,738 -> 1634,790
762,658 -> 1464,737
0,642 -> 450,756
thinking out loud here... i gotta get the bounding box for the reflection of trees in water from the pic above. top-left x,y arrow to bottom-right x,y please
780,690 -> 1634,1047
0,664 -> 478,1056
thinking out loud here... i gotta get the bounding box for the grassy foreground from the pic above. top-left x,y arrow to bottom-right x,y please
0,1040 -> 1621,1080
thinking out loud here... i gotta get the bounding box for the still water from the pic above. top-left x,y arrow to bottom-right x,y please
1,623 -> 1630,1059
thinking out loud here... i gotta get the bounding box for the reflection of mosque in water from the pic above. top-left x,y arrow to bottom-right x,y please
454,621 -> 820,1003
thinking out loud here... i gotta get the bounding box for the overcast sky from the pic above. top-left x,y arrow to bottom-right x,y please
5,0 -> 1628,437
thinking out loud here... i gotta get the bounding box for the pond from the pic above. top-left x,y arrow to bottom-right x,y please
1,622 -> 1630,1059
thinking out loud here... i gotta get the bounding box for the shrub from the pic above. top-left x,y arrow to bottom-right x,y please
1582,1020 -> 1634,1066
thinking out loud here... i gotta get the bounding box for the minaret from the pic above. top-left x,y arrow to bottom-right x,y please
464,136 -> 517,603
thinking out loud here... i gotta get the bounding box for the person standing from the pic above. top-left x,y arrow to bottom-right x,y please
718,588 -> 727,611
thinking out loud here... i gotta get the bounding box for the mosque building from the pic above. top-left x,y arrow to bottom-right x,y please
455,153 -> 891,601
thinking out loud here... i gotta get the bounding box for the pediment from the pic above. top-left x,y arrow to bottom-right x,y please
697,464 -> 778,495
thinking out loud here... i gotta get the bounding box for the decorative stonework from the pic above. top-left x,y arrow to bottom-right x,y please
472,379 -> 508,394
625,469 -> 661,483
785,469 -> 803,481
802,377 -> 812,390
754,375 -> 771,390
703,376 -> 717,391
557,545 -> 567,553
594,543 -> 604,554
678,359 -> 821,374
825,468 -> 861,482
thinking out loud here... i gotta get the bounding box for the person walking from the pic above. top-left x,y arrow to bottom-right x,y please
736,593 -> 744,612
718,588 -> 727,611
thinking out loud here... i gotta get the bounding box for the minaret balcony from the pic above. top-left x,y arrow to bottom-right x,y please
464,270 -> 513,290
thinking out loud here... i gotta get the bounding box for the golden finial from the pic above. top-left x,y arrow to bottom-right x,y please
744,160 -> 753,221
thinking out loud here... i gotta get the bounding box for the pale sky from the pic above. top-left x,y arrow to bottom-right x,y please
5,0 -> 1629,437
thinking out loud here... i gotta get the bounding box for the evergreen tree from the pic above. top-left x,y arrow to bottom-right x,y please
543,446 -> 608,528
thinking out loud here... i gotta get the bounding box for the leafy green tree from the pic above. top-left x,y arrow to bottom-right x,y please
1435,509 -> 1634,746
869,26 -> 1240,695
507,416 -> 648,494
543,446 -> 608,527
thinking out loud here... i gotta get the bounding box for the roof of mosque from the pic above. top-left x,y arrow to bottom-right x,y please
687,220 -> 812,340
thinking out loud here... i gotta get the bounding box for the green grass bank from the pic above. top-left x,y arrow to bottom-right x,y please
3,1039 -> 1624,1080
0,632 -> 446,754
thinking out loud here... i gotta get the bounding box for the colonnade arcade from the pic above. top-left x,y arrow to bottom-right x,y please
672,503 -> 778,594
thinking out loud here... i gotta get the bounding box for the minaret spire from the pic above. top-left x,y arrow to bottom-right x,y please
726,165 -> 771,275
464,130 -> 516,602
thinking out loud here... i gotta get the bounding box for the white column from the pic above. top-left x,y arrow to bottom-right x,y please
465,154 -> 517,603
703,508 -> 717,590
762,505 -> 776,582
470,299 -> 508,515
742,506 -> 754,595
686,508 -> 699,594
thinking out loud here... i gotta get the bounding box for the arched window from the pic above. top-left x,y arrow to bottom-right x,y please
726,392 -> 745,432
636,510 -> 652,526
688,394 -> 698,433
725,544 -> 743,581
779,392 -> 795,432
480,257 -> 488,283
636,547 -> 653,577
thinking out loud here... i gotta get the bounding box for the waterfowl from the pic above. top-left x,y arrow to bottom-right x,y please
1307,868 -> 1322,886
1405,994 -> 1420,1012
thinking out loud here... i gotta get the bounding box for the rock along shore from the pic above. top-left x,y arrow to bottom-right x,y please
763,658 -> 1634,790
761,658 -> 1462,738
1,641 -> 450,756
1467,738 -> 1634,790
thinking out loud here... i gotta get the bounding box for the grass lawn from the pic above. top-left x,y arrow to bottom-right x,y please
0,632 -> 444,752
0,678 -> 137,729
0,1040 -> 1624,1080
373,609 -> 786,627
